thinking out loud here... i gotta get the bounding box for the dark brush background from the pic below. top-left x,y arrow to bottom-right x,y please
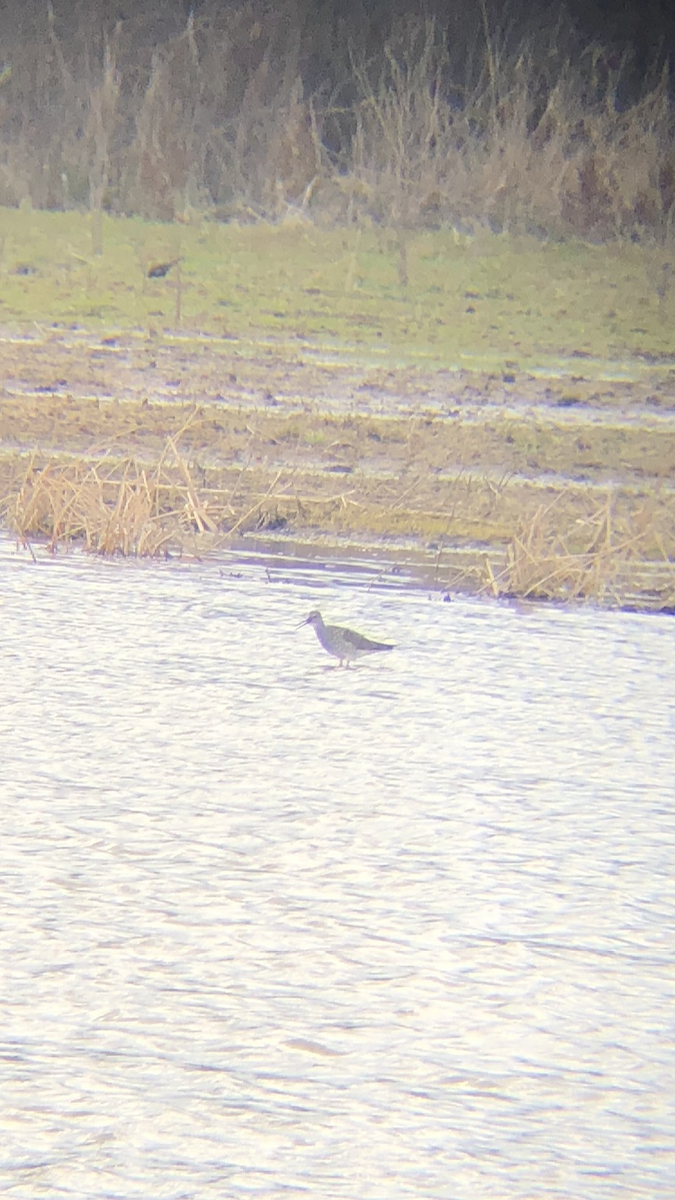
0,0 -> 672,236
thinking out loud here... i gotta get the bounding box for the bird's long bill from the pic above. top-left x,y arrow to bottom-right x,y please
296,615 -> 312,629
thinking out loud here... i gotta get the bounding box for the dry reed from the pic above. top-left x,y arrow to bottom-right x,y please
9,456 -> 182,555
491,489 -> 675,603
0,2 -> 671,240
3,423 -> 304,554
5,406 -> 236,554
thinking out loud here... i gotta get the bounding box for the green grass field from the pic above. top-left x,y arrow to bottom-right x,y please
1,208 -> 672,374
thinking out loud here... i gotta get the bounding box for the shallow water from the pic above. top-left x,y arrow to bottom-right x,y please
1,536 -> 673,1199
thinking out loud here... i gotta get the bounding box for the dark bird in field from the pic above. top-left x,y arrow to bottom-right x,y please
297,610 -> 394,667
147,259 -> 179,279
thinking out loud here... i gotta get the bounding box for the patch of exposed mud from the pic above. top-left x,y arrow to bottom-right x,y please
1,327 -> 674,609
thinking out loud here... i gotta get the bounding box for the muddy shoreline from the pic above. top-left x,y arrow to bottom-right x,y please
1,327 -> 674,610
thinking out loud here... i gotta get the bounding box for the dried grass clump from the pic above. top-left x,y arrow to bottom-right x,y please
6,439 -> 222,556
490,490 -> 675,604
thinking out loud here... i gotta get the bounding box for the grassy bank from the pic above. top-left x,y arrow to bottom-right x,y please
1,208 -> 674,366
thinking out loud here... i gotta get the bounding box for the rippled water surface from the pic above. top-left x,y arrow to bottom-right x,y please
1,536 -> 673,1199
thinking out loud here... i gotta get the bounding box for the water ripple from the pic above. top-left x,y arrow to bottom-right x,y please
0,536 -> 673,1199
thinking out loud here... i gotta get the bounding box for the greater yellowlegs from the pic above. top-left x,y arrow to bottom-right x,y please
298,610 -> 394,667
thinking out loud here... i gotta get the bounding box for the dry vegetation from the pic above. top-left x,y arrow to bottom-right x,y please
0,0 -> 672,241
491,491 -> 675,606
1,334 -> 673,610
6,433 -> 674,609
